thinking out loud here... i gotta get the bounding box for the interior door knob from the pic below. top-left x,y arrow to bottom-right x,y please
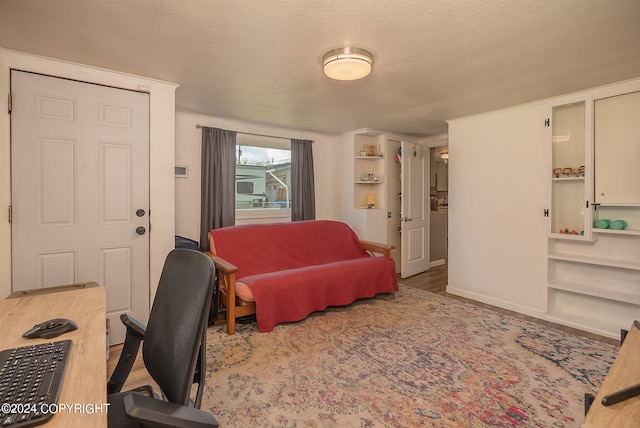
136,226 -> 146,235
136,209 -> 146,217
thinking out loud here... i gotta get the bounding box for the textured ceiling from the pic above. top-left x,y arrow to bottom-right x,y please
1,0 -> 639,136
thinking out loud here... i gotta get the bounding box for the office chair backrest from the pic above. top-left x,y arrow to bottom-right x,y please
142,249 -> 215,405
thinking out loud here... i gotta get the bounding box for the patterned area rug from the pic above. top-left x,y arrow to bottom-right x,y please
203,285 -> 617,427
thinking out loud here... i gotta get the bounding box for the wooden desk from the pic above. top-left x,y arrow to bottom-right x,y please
0,287 -> 107,427
583,322 -> 640,427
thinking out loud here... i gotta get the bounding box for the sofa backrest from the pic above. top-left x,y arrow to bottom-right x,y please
210,220 -> 368,278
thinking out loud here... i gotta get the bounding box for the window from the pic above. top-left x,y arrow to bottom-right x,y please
235,134 -> 291,213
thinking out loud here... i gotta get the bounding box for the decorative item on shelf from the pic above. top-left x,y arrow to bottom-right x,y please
373,175 -> 379,182
558,228 -> 583,235
562,167 -> 572,176
360,173 -> 369,181
363,144 -> 379,157
578,165 -> 585,177
365,194 -> 377,209
610,220 -> 628,230
553,167 -> 563,178
571,166 -> 581,176
360,151 -> 366,157
594,219 -> 611,229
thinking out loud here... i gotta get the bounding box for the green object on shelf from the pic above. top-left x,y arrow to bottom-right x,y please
610,220 -> 628,230
594,219 -> 611,229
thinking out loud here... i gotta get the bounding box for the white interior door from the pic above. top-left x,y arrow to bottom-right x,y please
400,141 -> 430,278
11,70 -> 150,344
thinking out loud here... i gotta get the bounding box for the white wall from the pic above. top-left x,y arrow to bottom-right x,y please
447,102 -> 549,317
0,48 -> 177,299
174,111 -> 335,241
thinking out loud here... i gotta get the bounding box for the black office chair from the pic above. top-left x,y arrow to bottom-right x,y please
107,249 -> 218,427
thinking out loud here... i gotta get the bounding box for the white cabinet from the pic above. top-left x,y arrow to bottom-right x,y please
593,90 -> 640,237
595,91 -> 640,206
546,86 -> 640,339
547,95 -> 593,240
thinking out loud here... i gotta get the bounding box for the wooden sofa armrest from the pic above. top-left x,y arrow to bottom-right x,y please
205,252 -> 238,276
205,251 -> 248,335
359,240 -> 395,258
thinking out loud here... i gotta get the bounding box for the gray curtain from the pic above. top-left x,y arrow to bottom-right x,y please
200,127 -> 236,251
291,139 -> 315,221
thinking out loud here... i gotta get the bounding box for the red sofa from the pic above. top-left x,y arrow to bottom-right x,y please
206,220 -> 398,334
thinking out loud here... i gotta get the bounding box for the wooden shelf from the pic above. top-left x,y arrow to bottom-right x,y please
549,253 -> 640,270
548,281 -> 640,305
548,232 -> 590,241
551,176 -> 585,181
593,228 -> 640,236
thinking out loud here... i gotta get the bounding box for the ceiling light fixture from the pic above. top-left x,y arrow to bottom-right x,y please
322,47 -> 373,81
440,151 -> 449,164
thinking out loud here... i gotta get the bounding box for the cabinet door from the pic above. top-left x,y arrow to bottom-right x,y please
595,91 -> 640,204
548,96 -> 593,239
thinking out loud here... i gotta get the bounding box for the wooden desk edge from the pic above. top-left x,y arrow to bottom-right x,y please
583,323 -> 640,427
1,286 -> 107,427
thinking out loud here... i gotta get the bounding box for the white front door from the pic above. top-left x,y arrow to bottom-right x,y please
400,141 -> 430,278
11,70 -> 150,344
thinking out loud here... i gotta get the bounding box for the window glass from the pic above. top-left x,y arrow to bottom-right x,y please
235,135 -> 291,210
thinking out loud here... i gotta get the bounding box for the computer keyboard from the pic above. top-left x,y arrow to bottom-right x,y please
0,340 -> 72,427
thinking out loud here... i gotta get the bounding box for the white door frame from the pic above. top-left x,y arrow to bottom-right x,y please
11,70 -> 151,344
400,140 -> 430,278
0,48 -> 177,307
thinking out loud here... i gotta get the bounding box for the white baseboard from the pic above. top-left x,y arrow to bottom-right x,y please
429,259 -> 446,268
445,286 -> 547,321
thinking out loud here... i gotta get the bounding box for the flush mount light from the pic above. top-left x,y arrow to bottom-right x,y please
440,151 -> 449,164
322,47 -> 373,81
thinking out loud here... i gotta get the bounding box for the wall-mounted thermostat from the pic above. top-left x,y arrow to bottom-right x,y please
175,165 -> 188,177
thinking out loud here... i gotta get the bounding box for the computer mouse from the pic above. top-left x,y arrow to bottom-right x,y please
22,318 -> 78,339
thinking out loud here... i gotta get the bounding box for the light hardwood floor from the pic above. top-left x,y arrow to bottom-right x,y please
107,262 -> 618,391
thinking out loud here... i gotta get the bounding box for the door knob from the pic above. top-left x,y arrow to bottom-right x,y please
136,226 -> 146,235
136,209 -> 146,217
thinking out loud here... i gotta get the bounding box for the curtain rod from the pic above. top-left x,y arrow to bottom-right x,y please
195,124 -> 312,142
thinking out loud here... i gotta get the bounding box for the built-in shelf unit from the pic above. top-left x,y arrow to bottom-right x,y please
546,86 -> 640,338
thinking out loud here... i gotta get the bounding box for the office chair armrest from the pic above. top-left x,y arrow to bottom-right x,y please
120,313 -> 146,340
106,314 -> 148,394
123,393 -> 219,428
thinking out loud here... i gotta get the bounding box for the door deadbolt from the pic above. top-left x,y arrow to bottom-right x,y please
136,209 -> 146,217
136,226 -> 146,235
